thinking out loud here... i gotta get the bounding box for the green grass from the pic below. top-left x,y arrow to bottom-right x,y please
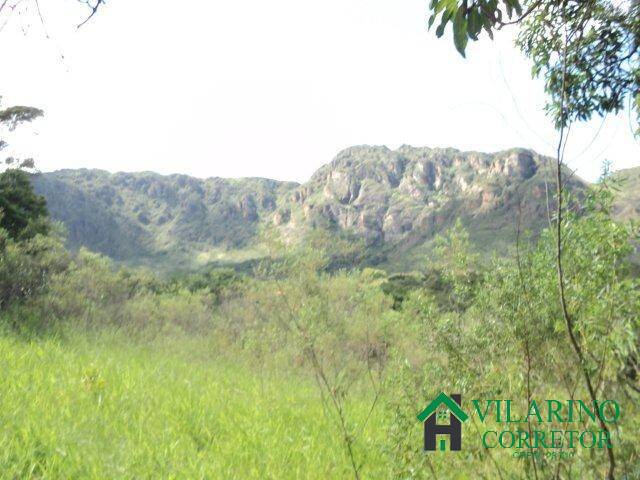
0,332 -> 388,479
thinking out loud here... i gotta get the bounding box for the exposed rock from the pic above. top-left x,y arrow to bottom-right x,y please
31,146 -> 602,269
279,146 -> 565,250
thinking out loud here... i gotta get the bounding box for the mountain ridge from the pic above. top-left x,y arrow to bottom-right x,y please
31,146 -> 637,271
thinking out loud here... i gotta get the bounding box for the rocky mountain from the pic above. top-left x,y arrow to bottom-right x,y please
31,146 -> 635,271
278,146 -> 574,262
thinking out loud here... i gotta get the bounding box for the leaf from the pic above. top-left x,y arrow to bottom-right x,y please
433,0 -> 448,14
428,12 -> 437,29
513,0 -> 523,16
467,8 -> 481,40
453,5 -> 468,57
505,1 -> 513,19
435,19 -> 447,38
481,14 -> 494,40
435,10 -> 452,38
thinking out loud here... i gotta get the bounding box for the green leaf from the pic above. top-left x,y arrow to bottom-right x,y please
513,0 -> 523,16
505,1 -> 513,19
481,14 -> 494,40
435,10 -> 452,38
453,5 -> 468,57
433,0 -> 448,14
467,8 -> 481,40
428,12 -> 437,29
435,19 -> 447,38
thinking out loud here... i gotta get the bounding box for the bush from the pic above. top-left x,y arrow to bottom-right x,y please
0,230 -> 68,314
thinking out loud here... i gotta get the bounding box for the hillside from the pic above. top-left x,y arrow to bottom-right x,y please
612,166 -> 640,221
32,146 -> 637,271
278,146 -> 587,270
32,170 -> 298,269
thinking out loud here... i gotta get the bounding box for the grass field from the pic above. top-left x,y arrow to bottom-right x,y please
0,331 -> 389,479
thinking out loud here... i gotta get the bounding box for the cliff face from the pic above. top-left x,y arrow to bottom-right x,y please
33,145 -> 622,270
278,146 -> 556,247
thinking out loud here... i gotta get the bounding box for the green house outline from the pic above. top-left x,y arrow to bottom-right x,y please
417,392 -> 469,423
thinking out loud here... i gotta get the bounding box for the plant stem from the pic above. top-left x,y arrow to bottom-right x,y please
554,15 -> 615,478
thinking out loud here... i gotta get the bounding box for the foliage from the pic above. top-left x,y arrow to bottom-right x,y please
0,170 -> 49,240
0,98 -> 42,173
385,184 -> 640,478
0,230 -> 68,314
427,0 -> 523,56
0,99 -> 48,241
31,169 -> 297,270
171,267 -> 244,303
428,0 -> 640,130
433,217 -> 481,310
27,249 -> 217,337
0,102 -> 42,131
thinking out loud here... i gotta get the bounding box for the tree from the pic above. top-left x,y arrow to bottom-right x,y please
0,97 -> 43,171
427,1 -> 640,478
0,169 -> 48,240
427,0 -> 640,130
0,98 -> 48,240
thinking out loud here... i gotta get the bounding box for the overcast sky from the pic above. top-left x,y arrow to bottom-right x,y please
2,0 -> 639,183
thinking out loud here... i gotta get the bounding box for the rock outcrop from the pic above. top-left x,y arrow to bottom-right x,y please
32,145 -> 608,269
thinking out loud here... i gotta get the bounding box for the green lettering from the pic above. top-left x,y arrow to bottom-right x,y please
547,400 -> 565,422
550,430 -> 563,448
534,430 -> 548,448
517,429 -> 531,449
577,400 -> 597,422
473,400 -> 494,422
598,429 -> 612,448
565,430 -> 579,448
580,430 -> 596,448
526,400 -> 543,423
482,430 -> 497,448
499,430 -> 515,448
599,400 -> 620,423
567,400 -> 575,422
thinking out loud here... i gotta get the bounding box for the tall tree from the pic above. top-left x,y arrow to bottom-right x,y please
0,98 -> 48,240
427,1 -> 640,479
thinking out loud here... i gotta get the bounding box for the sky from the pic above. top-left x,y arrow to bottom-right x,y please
1,0 -> 639,183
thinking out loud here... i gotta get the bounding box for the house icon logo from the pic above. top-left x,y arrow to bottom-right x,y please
417,392 -> 468,451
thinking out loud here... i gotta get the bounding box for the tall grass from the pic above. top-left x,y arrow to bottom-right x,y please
0,330 -> 389,479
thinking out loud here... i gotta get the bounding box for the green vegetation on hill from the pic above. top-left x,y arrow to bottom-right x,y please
32,170 -> 297,270
33,146 -> 622,272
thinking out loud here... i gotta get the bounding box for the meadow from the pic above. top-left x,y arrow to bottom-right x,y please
0,330 -> 389,479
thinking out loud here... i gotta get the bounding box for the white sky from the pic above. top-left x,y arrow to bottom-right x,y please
1,0 -> 639,183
